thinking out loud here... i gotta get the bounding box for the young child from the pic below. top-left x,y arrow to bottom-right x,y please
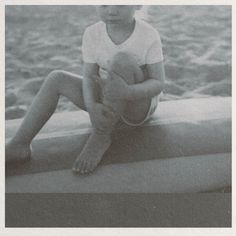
6,5 -> 165,174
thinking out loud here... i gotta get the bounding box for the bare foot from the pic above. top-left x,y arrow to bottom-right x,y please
72,132 -> 111,174
5,141 -> 32,163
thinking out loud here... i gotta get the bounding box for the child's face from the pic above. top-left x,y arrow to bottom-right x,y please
96,5 -> 141,25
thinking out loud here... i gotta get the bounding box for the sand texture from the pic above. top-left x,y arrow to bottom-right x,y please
5,6 -> 231,119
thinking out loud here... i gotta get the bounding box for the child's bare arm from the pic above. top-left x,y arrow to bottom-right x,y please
127,61 -> 165,100
83,63 -> 115,131
82,63 -> 100,111
103,61 -> 165,101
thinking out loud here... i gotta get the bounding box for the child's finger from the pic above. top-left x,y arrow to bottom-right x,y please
109,72 -> 118,81
97,76 -> 107,88
110,71 -> 124,81
102,109 -> 116,121
103,105 -> 113,113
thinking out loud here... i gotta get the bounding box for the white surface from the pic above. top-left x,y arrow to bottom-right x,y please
5,97 -> 231,140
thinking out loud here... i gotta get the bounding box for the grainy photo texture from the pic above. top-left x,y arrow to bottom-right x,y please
5,5 -> 231,227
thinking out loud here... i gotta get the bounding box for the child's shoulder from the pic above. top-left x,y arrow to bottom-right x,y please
135,19 -> 161,46
136,19 -> 160,37
84,21 -> 105,34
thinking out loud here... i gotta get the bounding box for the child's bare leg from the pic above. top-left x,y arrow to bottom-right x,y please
72,59 -> 136,174
72,53 -> 151,174
6,70 -> 88,162
105,52 -> 151,123
72,53 -> 152,174
72,104 -> 120,174
72,131 -> 113,174
72,94 -> 119,174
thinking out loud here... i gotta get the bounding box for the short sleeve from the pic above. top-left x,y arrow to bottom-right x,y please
82,28 -> 97,63
145,31 -> 164,64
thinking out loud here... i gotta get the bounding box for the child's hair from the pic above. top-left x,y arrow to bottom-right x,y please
134,6 -> 146,20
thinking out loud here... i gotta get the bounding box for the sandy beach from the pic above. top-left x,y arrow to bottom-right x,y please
5,5 -> 231,119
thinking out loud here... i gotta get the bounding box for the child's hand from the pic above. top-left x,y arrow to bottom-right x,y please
103,72 -> 130,101
89,103 -> 116,132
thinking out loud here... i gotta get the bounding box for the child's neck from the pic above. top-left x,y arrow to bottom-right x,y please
107,18 -> 135,30
106,18 -> 136,45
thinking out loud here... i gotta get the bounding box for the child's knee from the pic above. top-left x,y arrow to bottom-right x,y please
109,52 -> 139,84
111,52 -> 138,68
45,70 -> 66,88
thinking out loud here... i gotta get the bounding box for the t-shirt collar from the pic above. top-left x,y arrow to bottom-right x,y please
103,19 -> 137,48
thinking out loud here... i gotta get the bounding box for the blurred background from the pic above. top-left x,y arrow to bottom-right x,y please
5,5 -> 231,120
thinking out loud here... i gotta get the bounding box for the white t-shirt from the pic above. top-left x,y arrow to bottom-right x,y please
82,18 -> 164,70
82,18 -> 163,125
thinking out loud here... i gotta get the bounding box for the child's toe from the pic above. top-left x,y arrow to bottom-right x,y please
72,159 -> 79,169
89,162 -> 98,173
72,159 -> 83,173
83,162 -> 90,173
78,160 -> 87,174
87,163 -> 94,173
72,166 -> 79,174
